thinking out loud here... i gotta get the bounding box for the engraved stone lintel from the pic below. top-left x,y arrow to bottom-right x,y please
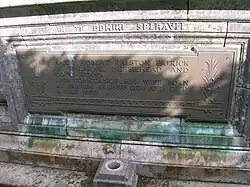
0,21 -> 229,38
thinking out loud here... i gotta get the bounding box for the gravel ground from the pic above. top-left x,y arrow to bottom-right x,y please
0,162 -> 93,187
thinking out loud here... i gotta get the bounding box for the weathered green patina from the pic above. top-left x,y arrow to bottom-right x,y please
24,114 -> 245,148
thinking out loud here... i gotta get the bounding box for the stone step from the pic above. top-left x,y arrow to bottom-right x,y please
0,161 -> 249,187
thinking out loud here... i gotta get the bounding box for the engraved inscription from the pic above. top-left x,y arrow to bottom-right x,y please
16,51 -> 236,121
92,22 -> 182,32
93,23 -> 124,32
137,22 -> 183,31
5,21 -> 184,36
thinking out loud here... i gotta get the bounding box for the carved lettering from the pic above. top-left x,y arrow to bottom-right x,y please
137,22 -> 183,31
164,60 -> 189,73
16,21 -> 186,36
170,67 -> 188,73
143,80 -> 163,85
168,80 -> 189,93
73,25 -> 84,32
93,23 -> 124,32
56,26 -> 65,33
168,80 -> 188,86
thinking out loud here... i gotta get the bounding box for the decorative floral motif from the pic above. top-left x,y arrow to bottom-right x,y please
202,57 -> 220,101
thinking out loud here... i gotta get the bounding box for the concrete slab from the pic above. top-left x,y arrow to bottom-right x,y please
0,162 -> 92,187
169,181 -> 250,187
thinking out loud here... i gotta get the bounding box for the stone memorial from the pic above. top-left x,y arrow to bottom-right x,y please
0,0 -> 250,186
1,20 -> 241,124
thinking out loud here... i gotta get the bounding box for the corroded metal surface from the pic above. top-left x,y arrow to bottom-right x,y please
21,114 -> 244,147
17,50 -> 236,121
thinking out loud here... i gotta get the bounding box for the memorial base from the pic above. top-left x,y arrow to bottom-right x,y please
93,159 -> 138,187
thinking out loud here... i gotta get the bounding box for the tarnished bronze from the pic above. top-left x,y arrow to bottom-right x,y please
16,50 -> 236,121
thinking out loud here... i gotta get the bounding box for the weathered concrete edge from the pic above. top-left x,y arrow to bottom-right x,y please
169,181 -> 249,187
1,10 -> 250,28
0,10 -> 188,27
1,133 -> 250,169
1,162 -> 250,187
188,10 -> 250,21
1,152 -> 250,185
1,137 -> 250,184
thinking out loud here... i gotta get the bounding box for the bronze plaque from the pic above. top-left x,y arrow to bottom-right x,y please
17,50 -> 236,121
